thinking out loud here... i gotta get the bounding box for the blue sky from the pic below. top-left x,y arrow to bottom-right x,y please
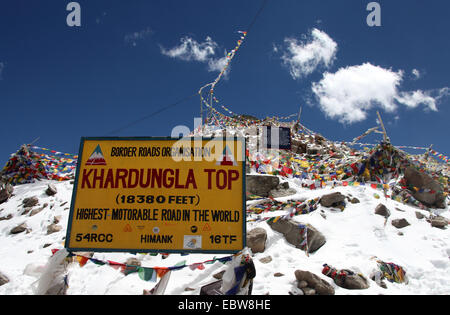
0,0 -> 449,166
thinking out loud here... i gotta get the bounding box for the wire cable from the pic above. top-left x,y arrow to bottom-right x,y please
104,0 -> 268,136
246,0 -> 268,34
104,92 -> 198,136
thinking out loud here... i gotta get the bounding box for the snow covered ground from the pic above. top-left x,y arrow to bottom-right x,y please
0,177 -> 449,295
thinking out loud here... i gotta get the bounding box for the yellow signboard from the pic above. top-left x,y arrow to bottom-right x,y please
65,137 -> 246,254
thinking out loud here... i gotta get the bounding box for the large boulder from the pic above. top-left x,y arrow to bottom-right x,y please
404,166 -> 446,209
0,272 -> 9,286
0,183 -> 13,204
338,272 -> 370,290
45,184 -> 57,196
291,139 -> 307,154
320,192 -> 346,208
391,218 -> 410,229
246,227 -> 267,253
375,204 -> 390,218
23,196 -> 39,208
10,223 -> 29,234
294,270 -> 335,295
269,182 -> 297,198
430,216 -> 448,229
306,145 -> 323,156
323,265 -> 370,290
246,175 -> 280,197
47,224 -> 62,235
267,219 -> 326,253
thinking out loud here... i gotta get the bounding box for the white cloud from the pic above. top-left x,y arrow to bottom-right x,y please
397,87 -> 449,112
411,68 -> 421,80
124,27 -> 154,46
279,28 -> 338,79
207,55 -> 228,73
395,90 -> 438,111
311,63 -> 449,124
160,36 -> 218,62
160,36 -> 230,75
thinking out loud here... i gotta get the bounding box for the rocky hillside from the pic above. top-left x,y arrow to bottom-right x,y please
0,123 -> 449,295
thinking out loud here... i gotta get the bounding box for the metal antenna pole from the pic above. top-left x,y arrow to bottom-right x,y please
297,106 -> 303,125
200,93 -> 203,133
198,82 -> 213,133
295,105 -> 303,134
28,137 -> 40,146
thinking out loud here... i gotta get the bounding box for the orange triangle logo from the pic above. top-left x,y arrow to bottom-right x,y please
123,224 -> 132,232
202,223 -> 212,231
86,144 -> 107,166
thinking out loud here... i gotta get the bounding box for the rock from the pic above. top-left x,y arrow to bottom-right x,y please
291,139 -> 307,154
259,256 -> 272,264
11,223 -> 28,234
0,183 -> 13,204
29,203 -> 48,216
336,272 -> 370,290
269,188 -> 297,198
273,272 -> 284,277
269,181 -> 297,197
45,184 -> 57,196
297,280 -> 308,288
23,196 -> 39,208
22,207 -> 32,215
375,204 -> 390,218
213,270 -> 225,280
294,270 -> 335,295
301,287 -> 316,295
246,175 -> 280,197
430,216 -> 448,229
280,182 -> 289,190
0,272 -> 10,286
320,192 -> 346,208
306,146 -> 323,156
246,227 -> 267,253
267,219 -> 326,253
47,224 -> 62,235
391,218 -> 410,229
323,265 -> 370,290
53,215 -> 62,224
370,273 -> 387,289
0,214 -> 12,221
415,211 -> 425,220
404,166 -> 446,208
350,197 -> 360,204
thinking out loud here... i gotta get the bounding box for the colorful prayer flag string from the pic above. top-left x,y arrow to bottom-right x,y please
52,249 -> 235,283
